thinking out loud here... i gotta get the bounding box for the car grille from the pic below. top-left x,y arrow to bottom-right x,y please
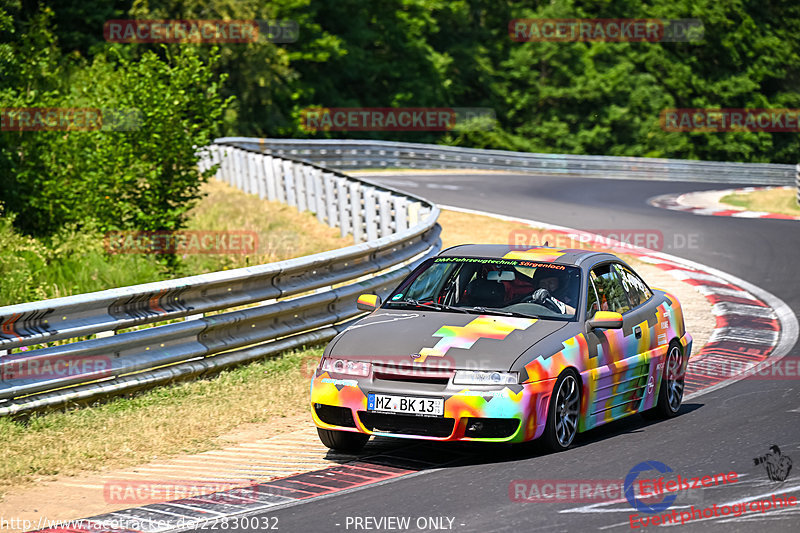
358,412 -> 455,438
372,372 -> 450,385
371,363 -> 453,386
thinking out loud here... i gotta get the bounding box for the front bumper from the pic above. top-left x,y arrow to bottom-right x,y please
310,373 -> 556,443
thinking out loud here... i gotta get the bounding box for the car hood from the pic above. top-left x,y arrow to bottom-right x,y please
328,309 -> 568,371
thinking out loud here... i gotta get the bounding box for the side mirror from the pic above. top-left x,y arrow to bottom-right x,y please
356,293 -> 382,311
587,311 -> 623,330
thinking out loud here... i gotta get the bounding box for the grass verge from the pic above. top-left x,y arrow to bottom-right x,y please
720,187 -> 800,217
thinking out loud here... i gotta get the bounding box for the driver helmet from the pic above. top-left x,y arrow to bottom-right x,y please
537,268 -> 577,304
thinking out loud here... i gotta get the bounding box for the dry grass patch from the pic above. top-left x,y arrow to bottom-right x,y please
178,179 -> 352,274
438,209 -> 530,250
720,187 -> 800,217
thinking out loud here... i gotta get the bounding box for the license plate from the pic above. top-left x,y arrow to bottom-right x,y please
367,393 -> 444,417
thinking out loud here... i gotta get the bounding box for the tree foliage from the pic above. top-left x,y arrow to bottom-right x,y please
2,0 -> 799,238
0,4 -> 230,236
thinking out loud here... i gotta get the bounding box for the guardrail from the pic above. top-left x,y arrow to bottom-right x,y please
219,137 -> 796,186
0,142 -> 441,416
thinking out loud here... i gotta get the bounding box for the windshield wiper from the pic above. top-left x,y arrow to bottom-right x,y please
387,299 -> 470,313
461,306 -> 539,319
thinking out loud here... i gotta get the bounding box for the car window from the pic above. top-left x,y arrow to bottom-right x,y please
586,277 -> 601,319
589,264 -> 630,314
615,264 -> 652,308
399,261 -> 453,302
385,257 -> 582,320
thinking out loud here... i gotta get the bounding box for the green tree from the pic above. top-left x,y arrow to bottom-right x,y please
0,7 -> 231,236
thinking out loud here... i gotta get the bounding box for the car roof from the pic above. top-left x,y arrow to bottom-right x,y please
437,244 -> 618,268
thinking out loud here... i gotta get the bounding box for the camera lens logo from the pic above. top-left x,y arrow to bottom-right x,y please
753,445 -> 792,482
624,460 -> 677,513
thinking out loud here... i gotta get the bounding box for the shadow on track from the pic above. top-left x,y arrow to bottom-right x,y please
320,402 -> 705,472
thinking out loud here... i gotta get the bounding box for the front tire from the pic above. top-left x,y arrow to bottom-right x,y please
317,428 -> 369,453
643,341 -> 685,420
542,370 -> 581,452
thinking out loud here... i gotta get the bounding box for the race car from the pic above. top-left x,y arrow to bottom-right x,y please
310,245 -> 692,452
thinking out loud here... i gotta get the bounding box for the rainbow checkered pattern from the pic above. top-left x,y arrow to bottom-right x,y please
415,315 -> 537,363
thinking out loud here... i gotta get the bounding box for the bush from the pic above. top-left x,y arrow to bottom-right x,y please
0,202 -> 171,306
0,9 -> 232,237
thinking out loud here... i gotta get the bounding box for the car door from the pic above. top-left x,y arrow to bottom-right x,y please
614,262 -> 670,411
582,262 -> 649,429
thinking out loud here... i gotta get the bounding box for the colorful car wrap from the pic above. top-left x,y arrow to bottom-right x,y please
311,246 -> 692,443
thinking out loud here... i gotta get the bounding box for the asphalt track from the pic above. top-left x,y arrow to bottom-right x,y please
196,173 -> 800,533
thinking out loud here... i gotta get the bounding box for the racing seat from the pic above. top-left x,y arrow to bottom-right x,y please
465,277 -> 506,308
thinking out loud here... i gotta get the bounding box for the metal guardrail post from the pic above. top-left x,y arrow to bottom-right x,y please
323,172 -> 337,227
233,148 -> 243,190
263,155 -> 276,200
244,151 -> 253,194
337,178 -> 349,237
276,160 -> 288,203
273,158 -> 283,198
350,181 -> 363,243
378,191 -> 392,237
796,163 -> 800,206
295,163 -> 307,212
255,151 -> 267,199
249,152 -> 259,195
222,145 -> 233,185
313,169 -> 326,224
364,187 -> 378,242
393,196 -> 408,231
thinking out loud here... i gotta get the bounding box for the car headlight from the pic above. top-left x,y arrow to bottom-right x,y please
320,358 -> 371,377
453,370 -> 518,385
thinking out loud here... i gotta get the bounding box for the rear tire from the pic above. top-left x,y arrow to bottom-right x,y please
642,341 -> 685,420
317,428 -> 369,453
542,369 -> 581,452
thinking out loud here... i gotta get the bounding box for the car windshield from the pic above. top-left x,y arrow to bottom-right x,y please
385,256 -> 581,320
